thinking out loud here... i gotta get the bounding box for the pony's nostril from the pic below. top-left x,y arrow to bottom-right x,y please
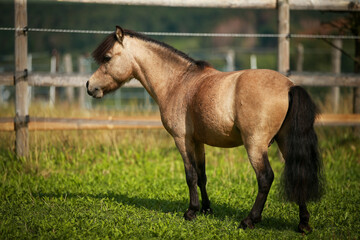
86,81 -> 89,89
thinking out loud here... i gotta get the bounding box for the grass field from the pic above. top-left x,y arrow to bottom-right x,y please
0,124 -> 359,239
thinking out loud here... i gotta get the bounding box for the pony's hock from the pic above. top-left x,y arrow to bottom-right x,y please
87,26 -> 324,233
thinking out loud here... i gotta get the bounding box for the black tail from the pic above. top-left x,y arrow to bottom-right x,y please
281,86 -> 324,204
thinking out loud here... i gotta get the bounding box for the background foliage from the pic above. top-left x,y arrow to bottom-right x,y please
0,2 -> 356,72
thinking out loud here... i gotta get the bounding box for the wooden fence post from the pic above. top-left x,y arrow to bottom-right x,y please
278,0 -> 290,74
250,54 -> 257,69
115,89 -> 122,109
225,49 -> 235,72
78,55 -> 90,108
354,32 -> 360,137
332,39 -> 342,113
14,0 -> 29,157
296,43 -> 304,72
49,52 -> 58,107
27,54 -> 33,103
64,53 -> 74,102
277,0 -> 289,162
144,91 -> 150,110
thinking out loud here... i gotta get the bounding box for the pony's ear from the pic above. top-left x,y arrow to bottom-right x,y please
115,26 -> 124,43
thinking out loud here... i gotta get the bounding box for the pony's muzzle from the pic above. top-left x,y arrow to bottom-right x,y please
86,80 -> 103,98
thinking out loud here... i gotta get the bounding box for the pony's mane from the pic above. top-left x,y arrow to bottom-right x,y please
92,29 -> 211,70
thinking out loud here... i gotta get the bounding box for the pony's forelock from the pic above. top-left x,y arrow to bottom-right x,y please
92,33 -> 117,65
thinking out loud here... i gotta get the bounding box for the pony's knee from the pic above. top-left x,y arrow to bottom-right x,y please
197,172 -> 207,187
185,167 -> 198,187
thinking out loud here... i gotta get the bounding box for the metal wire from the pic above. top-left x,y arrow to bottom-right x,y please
0,27 -> 113,35
1,27 -> 360,39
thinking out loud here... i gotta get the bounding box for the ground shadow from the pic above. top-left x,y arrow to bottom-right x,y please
35,191 -> 295,231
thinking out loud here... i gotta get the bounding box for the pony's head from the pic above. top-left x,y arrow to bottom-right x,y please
87,26 -> 134,98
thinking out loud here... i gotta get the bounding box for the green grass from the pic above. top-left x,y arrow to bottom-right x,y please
0,127 -> 359,239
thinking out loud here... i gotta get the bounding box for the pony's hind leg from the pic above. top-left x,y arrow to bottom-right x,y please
240,145 -> 274,229
298,203 -> 312,233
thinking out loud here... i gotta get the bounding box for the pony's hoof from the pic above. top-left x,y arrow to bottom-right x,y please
201,207 -> 213,215
239,217 -> 255,230
184,209 -> 197,221
298,223 -> 312,234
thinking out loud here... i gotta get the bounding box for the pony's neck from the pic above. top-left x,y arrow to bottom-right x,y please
127,37 -> 194,106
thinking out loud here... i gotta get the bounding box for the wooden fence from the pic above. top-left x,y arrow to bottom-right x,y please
2,71 -> 360,88
1,0 -> 360,156
58,0 -> 359,11
1,114 -> 360,132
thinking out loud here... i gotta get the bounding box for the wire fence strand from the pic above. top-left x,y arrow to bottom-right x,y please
1,27 -> 360,39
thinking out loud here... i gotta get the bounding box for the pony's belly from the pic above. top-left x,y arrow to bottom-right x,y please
194,123 -> 243,148
203,136 -> 243,148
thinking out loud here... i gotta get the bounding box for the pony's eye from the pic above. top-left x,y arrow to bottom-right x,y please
103,55 -> 111,63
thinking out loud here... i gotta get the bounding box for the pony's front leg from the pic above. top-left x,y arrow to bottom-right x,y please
240,147 -> 274,229
194,142 -> 212,215
174,137 -> 200,220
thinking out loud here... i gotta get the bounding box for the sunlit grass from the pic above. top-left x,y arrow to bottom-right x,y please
0,125 -> 359,239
